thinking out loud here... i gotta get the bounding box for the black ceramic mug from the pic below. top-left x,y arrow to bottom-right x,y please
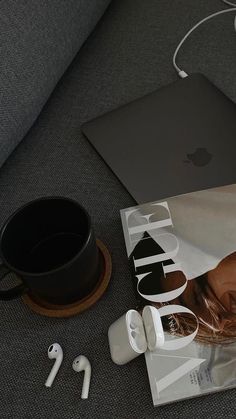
0,197 -> 101,304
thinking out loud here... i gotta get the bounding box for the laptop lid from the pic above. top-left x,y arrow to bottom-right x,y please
82,74 -> 236,203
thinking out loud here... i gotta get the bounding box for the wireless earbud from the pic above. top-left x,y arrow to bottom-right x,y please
45,343 -> 63,388
72,355 -> 91,399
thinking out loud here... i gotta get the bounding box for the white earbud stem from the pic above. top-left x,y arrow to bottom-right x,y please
45,343 -> 63,388
72,355 -> 91,399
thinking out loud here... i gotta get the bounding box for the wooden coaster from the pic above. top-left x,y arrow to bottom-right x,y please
22,239 -> 112,318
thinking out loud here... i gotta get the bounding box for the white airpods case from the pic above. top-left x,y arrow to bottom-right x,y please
108,305 -> 164,365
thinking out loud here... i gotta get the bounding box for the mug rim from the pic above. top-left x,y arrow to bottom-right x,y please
0,196 -> 93,277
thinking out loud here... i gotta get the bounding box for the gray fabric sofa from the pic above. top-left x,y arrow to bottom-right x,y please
1,0 -> 236,418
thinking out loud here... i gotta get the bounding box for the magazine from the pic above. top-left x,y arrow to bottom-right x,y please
120,183 -> 236,406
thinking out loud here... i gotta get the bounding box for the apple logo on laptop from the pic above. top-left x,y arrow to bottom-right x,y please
185,148 -> 212,167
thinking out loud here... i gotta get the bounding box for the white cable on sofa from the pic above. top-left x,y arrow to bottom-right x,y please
173,7 -> 236,78
222,0 -> 236,6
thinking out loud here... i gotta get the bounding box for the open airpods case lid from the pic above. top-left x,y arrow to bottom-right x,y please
142,305 -> 164,351
127,306 -> 164,354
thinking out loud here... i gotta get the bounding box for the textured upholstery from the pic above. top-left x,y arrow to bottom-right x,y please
0,0 -> 110,168
0,0 -> 236,418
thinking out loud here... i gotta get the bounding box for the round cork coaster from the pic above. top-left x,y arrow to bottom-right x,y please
22,239 -> 112,318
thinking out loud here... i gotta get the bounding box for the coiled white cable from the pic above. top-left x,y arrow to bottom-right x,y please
173,7 -> 236,78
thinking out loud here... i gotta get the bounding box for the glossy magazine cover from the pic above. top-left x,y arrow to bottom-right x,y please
120,184 -> 236,406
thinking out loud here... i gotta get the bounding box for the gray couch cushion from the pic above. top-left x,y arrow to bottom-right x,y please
0,0 -> 110,168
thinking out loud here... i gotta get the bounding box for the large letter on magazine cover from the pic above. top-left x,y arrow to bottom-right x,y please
121,184 -> 236,406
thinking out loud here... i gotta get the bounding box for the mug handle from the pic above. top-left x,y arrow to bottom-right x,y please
0,264 -> 27,300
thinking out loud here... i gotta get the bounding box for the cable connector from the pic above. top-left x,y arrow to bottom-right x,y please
178,70 -> 188,79
173,7 -> 236,78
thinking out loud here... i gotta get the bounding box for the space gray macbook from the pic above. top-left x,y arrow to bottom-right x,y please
82,74 -> 236,203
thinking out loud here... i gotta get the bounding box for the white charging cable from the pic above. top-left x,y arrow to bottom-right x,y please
222,0 -> 236,6
173,7 -> 236,78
